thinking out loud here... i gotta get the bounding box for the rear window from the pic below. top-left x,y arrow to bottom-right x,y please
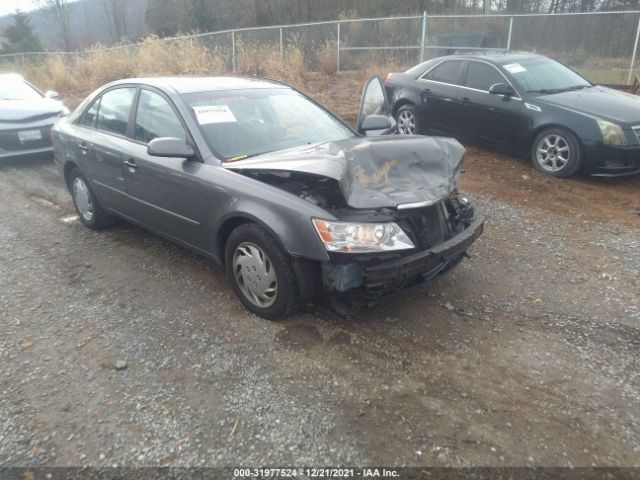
424,60 -> 464,85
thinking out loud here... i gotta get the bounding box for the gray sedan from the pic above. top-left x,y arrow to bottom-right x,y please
0,74 -> 68,159
52,76 -> 483,319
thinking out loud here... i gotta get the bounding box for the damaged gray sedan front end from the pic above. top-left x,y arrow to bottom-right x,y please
227,134 -> 484,299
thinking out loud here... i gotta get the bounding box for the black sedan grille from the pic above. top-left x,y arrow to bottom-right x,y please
0,126 -> 52,152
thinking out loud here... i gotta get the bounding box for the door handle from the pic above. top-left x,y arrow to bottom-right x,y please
423,88 -> 432,94
78,143 -> 89,154
124,159 -> 138,170
461,97 -> 470,103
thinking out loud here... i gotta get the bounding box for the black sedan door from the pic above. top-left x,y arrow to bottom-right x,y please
457,61 -> 522,147
415,59 -> 466,135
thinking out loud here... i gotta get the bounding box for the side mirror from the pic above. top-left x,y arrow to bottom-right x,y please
489,83 -> 515,96
44,90 -> 60,99
360,114 -> 394,132
147,137 -> 195,159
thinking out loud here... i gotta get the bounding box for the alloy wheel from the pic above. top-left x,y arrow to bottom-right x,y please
536,134 -> 570,173
232,242 -> 278,308
397,109 -> 416,135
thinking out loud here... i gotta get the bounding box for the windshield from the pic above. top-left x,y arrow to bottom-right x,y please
182,88 -> 355,161
503,58 -> 592,94
0,77 -> 43,101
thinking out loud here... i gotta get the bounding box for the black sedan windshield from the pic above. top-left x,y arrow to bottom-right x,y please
182,88 -> 355,161
0,77 -> 42,101
503,58 -> 591,94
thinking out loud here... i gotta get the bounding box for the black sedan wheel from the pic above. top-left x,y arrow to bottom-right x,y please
225,223 -> 298,320
395,105 -> 419,135
531,128 -> 582,177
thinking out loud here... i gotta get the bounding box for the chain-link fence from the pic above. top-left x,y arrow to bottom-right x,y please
2,11 -> 640,84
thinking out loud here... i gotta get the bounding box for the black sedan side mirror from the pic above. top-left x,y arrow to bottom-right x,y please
147,137 -> 195,159
489,83 -> 515,96
360,114 -> 396,135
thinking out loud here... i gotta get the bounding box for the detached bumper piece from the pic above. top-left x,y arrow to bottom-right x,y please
363,215 -> 484,292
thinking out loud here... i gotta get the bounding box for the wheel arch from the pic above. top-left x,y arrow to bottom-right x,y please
529,123 -> 584,152
392,98 -> 416,117
216,213 -> 323,303
63,161 -> 80,192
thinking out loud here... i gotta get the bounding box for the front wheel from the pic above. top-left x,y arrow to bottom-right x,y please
395,104 -> 419,135
225,223 -> 299,320
531,128 -> 583,177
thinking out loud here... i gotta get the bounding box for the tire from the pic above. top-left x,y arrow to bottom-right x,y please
225,223 -> 299,320
395,104 -> 419,135
531,127 -> 583,178
68,167 -> 115,229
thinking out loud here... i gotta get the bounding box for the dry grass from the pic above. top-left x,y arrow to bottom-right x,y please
0,35 -> 407,117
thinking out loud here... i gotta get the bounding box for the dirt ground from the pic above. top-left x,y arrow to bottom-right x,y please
1,134 -> 638,468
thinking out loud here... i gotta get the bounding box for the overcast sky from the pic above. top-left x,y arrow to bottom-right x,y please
0,0 -> 39,17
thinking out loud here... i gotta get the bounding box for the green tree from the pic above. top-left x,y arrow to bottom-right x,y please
0,10 -> 43,54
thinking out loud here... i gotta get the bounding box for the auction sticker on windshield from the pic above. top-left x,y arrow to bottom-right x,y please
193,105 -> 237,124
18,129 -> 42,142
504,63 -> 526,74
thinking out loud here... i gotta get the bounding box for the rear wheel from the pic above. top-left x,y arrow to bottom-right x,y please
225,223 -> 299,320
68,167 -> 115,229
531,127 -> 582,177
395,104 -> 419,135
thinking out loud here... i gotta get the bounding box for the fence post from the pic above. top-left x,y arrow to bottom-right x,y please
420,10 -> 427,63
231,30 -> 236,72
507,16 -> 513,50
336,22 -> 341,73
629,16 -> 640,84
280,27 -> 284,59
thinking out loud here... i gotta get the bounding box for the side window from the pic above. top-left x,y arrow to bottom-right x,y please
424,60 -> 464,85
465,62 -> 505,91
135,89 -> 186,143
84,98 -> 100,128
96,87 -> 136,136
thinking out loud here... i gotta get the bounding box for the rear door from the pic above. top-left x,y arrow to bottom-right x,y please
122,87 -> 208,250
416,59 -> 466,134
458,60 -> 522,146
77,86 -> 138,219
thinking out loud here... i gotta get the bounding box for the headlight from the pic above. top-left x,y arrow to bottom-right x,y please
312,219 -> 414,253
597,120 -> 627,146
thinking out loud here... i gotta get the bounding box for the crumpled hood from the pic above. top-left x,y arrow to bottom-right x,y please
0,98 -> 65,122
225,135 -> 465,209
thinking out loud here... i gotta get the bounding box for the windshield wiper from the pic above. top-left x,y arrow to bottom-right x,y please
526,89 -> 562,94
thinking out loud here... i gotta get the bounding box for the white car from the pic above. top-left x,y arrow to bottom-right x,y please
0,74 -> 68,160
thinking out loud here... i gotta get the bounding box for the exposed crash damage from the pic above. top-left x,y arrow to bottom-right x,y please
226,135 -> 484,299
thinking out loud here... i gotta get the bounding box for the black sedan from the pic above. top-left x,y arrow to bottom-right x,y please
0,74 -> 68,160
385,52 -> 640,177
52,76 -> 483,319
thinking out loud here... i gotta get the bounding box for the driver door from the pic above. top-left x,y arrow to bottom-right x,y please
356,76 -> 395,136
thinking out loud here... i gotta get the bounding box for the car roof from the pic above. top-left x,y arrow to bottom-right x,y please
106,76 -> 289,94
448,51 -> 545,65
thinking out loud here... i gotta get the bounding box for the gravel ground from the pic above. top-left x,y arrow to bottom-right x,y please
0,154 -> 639,468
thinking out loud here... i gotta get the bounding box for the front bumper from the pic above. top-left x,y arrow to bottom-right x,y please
583,142 -> 640,176
363,215 -> 484,289
322,214 -> 484,297
0,146 -> 53,159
